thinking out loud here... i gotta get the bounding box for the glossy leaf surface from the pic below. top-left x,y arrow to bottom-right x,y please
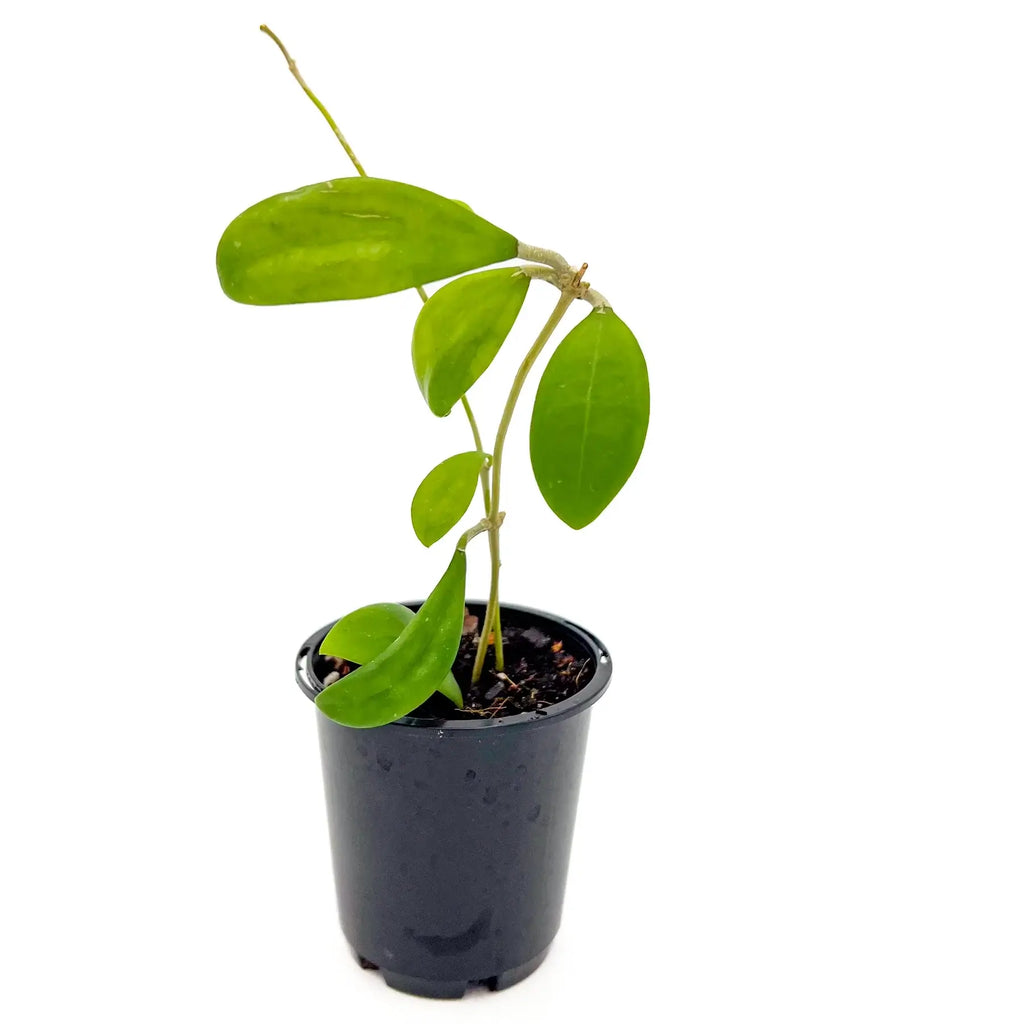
320,602 -> 462,708
529,308 -> 649,529
411,451 -> 488,547
412,269 -> 530,416
217,178 -> 517,305
315,550 -> 467,727
320,602 -> 415,664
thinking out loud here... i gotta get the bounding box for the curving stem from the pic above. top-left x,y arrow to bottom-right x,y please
471,288 -> 577,683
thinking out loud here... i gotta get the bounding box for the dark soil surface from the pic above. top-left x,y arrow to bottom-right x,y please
312,608 -> 595,720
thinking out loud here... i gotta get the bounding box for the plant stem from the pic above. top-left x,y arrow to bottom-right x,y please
519,260 -> 610,308
517,242 -> 570,273
471,289 -> 578,683
460,389 -> 500,641
457,517 -> 498,551
460,395 -> 492,517
261,24 -> 490,515
259,25 -> 368,177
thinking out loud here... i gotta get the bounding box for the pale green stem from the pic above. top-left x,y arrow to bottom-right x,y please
457,517 -> 497,551
461,398 -> 499,643
481,521 -> 504,672
471,289 -> 577,683
260,25 -> 368,176
517,242 -> 570,273
462,387 -> 501,644
460,395 -> 492,517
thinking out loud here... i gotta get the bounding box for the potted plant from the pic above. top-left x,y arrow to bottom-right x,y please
216,27 -> 650,999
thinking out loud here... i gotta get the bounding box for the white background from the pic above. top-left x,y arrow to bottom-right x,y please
2,1 -> 1022,1020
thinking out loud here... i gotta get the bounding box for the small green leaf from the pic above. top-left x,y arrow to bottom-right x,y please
321,602 -> 415,664
315,550 -> 467,727
412,269 -> 531,416
217,178 -> 518,305
411,451 -> 488,547
320,602 -> 462,708
529,308 -> 649,529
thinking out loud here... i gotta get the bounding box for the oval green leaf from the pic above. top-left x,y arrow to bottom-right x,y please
412,269 -> 531,416
529,308 -> 649,529
217,177 -> 518,305
320,601 -> 415,664
315,550 -> 467,727
411,451 -> 487,547
320,602 -> 462,708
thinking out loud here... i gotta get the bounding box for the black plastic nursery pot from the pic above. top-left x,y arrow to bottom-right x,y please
294,601 -> 612,999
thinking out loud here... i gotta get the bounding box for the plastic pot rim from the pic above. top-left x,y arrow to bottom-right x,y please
294,599 -> 612,732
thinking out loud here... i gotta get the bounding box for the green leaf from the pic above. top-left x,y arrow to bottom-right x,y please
412,269 -> 531,416
529,308 -> 649,529
434,673 -> 464,708
217,177 -> 518,305
411,451 -> 488,547
320,602 -> 462,708
320,602 -> 415,664
315,550 -> 467,727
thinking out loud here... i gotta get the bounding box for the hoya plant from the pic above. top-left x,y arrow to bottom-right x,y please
218,27 -> 650,728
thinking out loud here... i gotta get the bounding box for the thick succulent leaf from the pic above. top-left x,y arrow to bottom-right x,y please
529,308 -> 649,529
412,269 -> 530,416
315,550 -> 467,727
411,451 -> 488,547
320,602 -> 462,708
217,177 -> 517,305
